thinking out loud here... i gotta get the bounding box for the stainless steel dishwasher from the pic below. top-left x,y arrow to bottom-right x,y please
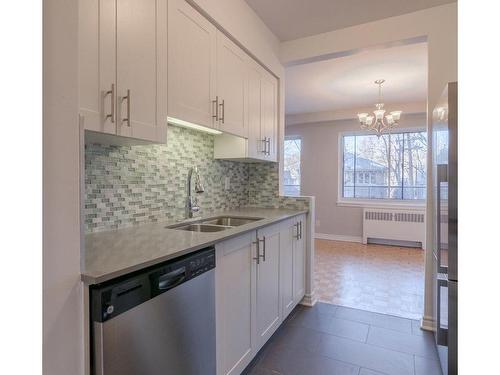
90,247 -> 216,375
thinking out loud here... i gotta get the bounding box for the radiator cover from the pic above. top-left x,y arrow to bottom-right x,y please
362,208 -> 426,248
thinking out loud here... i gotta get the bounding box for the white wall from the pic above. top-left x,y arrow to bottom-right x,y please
43,0 -> 83,374
286,113 -> 427,239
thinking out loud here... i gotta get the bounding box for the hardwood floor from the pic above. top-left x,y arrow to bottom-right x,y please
314,239 -> 425,320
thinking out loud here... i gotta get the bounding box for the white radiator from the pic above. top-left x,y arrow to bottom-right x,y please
362,208 -> 426,248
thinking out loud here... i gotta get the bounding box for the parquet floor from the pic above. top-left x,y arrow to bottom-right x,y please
314,239 -> 425,320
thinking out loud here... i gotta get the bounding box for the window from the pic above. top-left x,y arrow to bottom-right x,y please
341,131 -> 427,201
284,137 -> 301,196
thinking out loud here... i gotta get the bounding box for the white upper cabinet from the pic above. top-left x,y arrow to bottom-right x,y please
247,65 -> 263,159
79,0 -> 167,143
260,70 -> 278,161
79,0 -> 116,135
168,1 -> 247,136
246,61 -> 278,162
216,32 -> 248,138
167,0 -> 278,158
168,0 -> 217,129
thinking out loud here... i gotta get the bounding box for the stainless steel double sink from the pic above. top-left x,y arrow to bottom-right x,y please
167,216 -> 264,232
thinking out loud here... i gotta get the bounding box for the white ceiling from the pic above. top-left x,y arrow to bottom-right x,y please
245,0 -> 455,41
285,42 -> 428,115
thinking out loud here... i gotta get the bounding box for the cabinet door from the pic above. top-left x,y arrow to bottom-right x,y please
168,0 -> 217,129
256,223 -> 281,348
261,71 -> 278,162
215,233 -> 257,375
216,32 -> 247,138
116,0 -> 167,142
293,215 -> 306,304
280,219 -> 295,318
79,0 -> 116,135
247,64 -> 264,160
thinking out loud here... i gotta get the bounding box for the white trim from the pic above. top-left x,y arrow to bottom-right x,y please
337,129 -> 428,205
300,292 -> 317,307
337,199 -> 426,210
316,233 -> 363,243
420,315 -> 436,332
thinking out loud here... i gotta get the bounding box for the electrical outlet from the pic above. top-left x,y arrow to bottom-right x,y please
224,176 -> 230,190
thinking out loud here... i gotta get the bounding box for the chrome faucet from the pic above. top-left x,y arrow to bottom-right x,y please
186,166 -> 205,218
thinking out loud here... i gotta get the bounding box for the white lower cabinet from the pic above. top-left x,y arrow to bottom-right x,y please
292,214 -> 307,305
255,222 -> 282,349
280,218 -> 295,318
215,214 -> 306,375
280,214 -> 306,319
215,232 -> 257,375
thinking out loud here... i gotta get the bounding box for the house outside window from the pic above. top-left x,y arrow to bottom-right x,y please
341,130 -> 427,203
284,137 -> 301,196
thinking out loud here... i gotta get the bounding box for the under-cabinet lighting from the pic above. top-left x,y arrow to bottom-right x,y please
167,117 -> 222,135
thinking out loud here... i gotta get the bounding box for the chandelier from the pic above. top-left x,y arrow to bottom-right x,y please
357,79 -> 402,135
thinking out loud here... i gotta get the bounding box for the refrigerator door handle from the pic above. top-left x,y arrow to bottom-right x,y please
437,164 -> 448,274
436,276 -> 448,346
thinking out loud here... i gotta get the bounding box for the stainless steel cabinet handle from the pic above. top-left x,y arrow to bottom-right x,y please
219,99 -> 225,123
212,96 -> 219,120
294,222 -> 299,239
253,239 -> 260,264
299,221 -> 303,239
266,137 -> 271,156
104,83 -> 115,123
261,138 -> 267,154
121,89 -> 131,127
260,236 -> 266,262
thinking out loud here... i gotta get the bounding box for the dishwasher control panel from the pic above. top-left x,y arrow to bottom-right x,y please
91,247 -> 215,323
189,251 -> 215,276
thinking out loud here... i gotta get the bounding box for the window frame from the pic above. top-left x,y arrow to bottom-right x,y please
283,135 -> 302,197
337,128 -> 427,209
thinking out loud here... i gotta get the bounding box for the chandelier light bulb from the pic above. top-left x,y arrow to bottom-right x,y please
374,109 -> 385,120
357,113 -> 368,123
390,111 -> 402,121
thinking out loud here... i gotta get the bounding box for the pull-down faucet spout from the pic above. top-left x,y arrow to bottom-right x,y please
186,166 -> 204,218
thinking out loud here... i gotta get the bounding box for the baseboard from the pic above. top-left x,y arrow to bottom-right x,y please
300,292 -> 317,307
315,233 -> 363,243
420,315 -> 436,332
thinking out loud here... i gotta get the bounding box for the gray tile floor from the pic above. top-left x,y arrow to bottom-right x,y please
244,303 -> 442,375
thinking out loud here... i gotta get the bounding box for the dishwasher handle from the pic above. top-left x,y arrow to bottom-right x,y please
157,267 -> 186,291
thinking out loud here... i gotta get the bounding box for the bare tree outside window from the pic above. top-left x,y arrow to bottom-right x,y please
284,138 -> 301,196
342,131 -> 427,200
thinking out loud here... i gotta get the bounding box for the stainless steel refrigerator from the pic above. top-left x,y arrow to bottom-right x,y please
432,82 -> 457,375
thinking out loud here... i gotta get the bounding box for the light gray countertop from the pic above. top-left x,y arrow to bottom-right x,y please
82,207 -> 307,285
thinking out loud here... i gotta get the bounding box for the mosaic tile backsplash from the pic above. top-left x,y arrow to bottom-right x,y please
85,125 -> 309,233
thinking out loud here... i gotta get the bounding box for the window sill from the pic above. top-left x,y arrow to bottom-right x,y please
336,199 -> 426,210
